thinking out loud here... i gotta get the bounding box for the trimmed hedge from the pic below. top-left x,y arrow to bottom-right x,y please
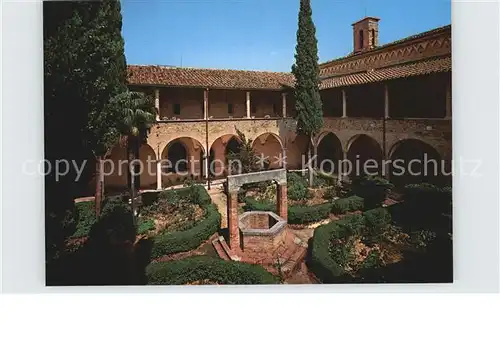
150,203 -> 221,258
243,197 -> 331,224
331,196 -> 364,215
308,208 -> 392,283
244,194 -> 366,224
243,197 -> 275,212
288,202 -> 332,224
147,186 -> 221,258
146,255 -> 278,285
404,183 -> 452,215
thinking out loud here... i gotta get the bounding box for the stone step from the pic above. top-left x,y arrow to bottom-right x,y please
212,237 -> 230,261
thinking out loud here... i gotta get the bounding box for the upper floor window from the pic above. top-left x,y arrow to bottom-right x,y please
272,103 -> 278,116
251,103 -> 257,114
228,103 -> 233,114
173,103 -> 181,115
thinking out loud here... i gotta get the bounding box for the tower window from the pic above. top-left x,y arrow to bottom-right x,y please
370,29 -> 376,46
359,30 -> 364,49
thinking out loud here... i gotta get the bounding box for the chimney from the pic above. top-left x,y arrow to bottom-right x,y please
352,17 -> 380,54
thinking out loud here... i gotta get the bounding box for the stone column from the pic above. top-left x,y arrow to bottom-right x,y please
246,91 -> 251,118
282,92 -> 287,118
277,183 -> 288,222
342,89 -> 347,118
156,160 -> 162,190
384,84 -> 390,119
445,81 -> 451,119
203,153 -> 209,180
227,190 -> 240,251
203,88 -> 209,120
282,148 -> 287,169
154,89 -> 160,121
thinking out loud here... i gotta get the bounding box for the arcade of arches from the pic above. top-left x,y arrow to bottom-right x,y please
100,130 -> 447,194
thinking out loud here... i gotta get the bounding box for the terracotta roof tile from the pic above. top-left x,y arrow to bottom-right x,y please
320,56 -> 451,89
127,65 -> 295,90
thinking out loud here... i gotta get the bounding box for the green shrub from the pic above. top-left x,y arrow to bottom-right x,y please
137,218 -> 155,235
288,202 -> 332,224
361,249 -> 382,269
72,197 -> 130,240
288,182 -> 310,201
410,229 -> 438,249
328,235 -> 356,270
72,201 -> 96,238
151,203 -> 221,258
243,197 -> 275,212
287,172 -> 307,185
146,255 -> 277,285
316,172 -> 338,187
89,198 -> 136,244
363,207 -> 392,238
331,195 -> 364,215
322,186 -> 339,201
351,176 -> 393,209
287,173 -> 311,201
243,197 -> 331,224
404,183 -> 452,216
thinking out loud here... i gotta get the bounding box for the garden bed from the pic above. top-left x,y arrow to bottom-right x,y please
140,189 -> 205,235
143,186 -> 222,259
308,205 -> 453,284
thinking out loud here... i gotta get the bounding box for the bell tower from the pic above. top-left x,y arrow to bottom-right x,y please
352,17 -> 380,54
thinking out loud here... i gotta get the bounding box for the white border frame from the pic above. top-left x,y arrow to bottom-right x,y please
1,0 -> 499,293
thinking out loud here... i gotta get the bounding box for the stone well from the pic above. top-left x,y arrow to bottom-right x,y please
239,211 -> 287,252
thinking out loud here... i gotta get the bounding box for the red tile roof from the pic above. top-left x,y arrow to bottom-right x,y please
127,24 -> 451,91
320,56 -> 451,89
127,65 -> 295,90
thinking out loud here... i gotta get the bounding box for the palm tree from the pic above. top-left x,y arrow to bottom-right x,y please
112,90 -> 156,223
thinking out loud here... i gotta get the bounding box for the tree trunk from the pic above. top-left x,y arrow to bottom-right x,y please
306,137 -> 314,187
128,137 -> 137,226
95,155 -> 103,217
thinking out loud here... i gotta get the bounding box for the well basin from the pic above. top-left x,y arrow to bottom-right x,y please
238,211 -> 287,252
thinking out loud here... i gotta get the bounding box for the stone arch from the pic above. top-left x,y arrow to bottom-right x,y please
346,134 -> 384,178
225,136 -> 243,156
389,138 -> 442,186
160,137 -> 205,186
252,132 -> 284,170
316,132 -> 343,174
209,134 -> 242,178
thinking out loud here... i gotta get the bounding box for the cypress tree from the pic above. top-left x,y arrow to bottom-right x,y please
291,0 -> 323,185
44,0 -> 128,218
44,0 -> 128,282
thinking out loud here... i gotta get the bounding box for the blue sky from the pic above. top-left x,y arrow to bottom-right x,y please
121,0 -> 451,72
